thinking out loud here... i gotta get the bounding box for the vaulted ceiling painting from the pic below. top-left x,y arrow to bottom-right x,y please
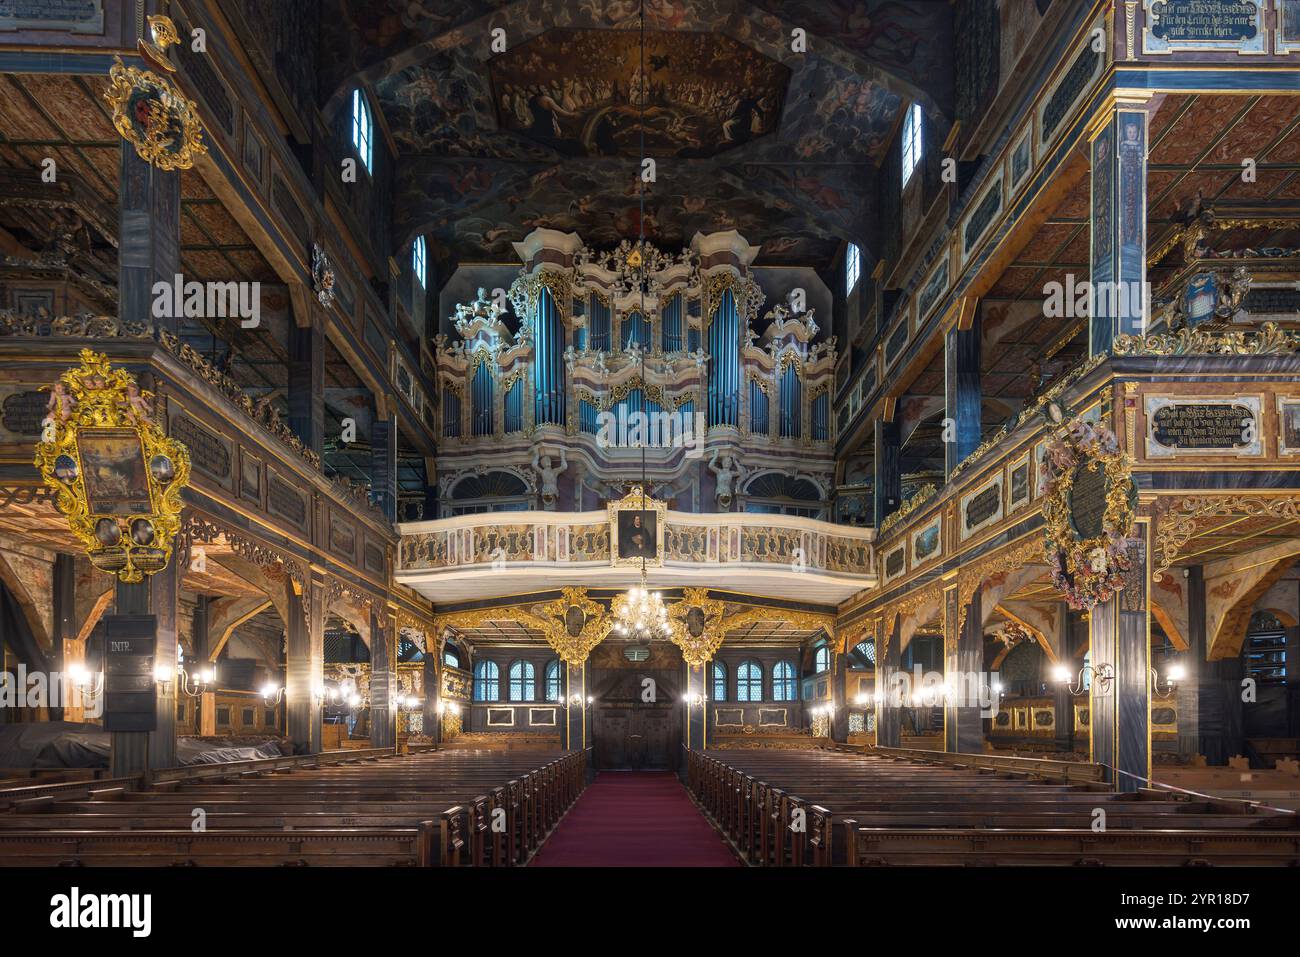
321,0 -> 954,273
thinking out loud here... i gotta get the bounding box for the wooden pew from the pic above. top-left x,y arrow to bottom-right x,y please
689,749 -> 1300,867
0,747 -> 586,867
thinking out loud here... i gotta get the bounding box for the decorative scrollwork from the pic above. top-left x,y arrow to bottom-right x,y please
879,484 -> 937,538
103,55 -> 206,171
1153,494 -> 1300,582
534,586 -> 613,665
1113,321 -> 1298,357
34,350 -> 191,583
666,587 -> 728,667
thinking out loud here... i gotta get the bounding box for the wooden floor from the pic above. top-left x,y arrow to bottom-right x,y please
0,747 -> 584,866
690,748 -> 1300,866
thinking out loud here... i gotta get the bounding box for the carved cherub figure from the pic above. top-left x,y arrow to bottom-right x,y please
45,381 -> 76,422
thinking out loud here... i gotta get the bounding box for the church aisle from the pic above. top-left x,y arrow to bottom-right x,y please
530,771 -> 741,867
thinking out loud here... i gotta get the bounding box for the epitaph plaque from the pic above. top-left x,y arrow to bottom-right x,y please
1143,0 -> 1266,54
1068,463 -> 1109,539
1145,396 -> 1262,457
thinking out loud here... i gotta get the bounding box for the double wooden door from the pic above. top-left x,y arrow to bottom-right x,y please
593,704 -> 674,769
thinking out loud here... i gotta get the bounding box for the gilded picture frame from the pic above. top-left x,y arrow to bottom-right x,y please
608,484 -> 666,568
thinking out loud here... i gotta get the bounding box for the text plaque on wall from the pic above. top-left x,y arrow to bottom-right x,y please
101,615 -> 158,733
1144,395 -> 1262,458
1142,0 -> 1267,55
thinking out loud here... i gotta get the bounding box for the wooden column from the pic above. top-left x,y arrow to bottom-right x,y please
944,584 -> 983,754
829,649 -> 849,742
685,664 -> 706,751
371,414 -> 398,523
1089,523 -> 1151,791
877,616 -> 903,748
109,561 -> 177,775
873,417 -> 901,527
564,661 -> 586,752
287,322 -> 325,459
52,554 -> 75,722
422,642 -> 441,745
1088,99 -> 1150,356
369,605 -> 395,748
285,576 -> 324,754
943,310 -> 981,478
118,143 -> 179,333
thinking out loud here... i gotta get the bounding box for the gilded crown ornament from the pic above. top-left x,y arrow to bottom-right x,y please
34,350 -> 191,582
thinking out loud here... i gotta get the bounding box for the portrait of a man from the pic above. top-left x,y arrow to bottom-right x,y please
617,510 -> 657,561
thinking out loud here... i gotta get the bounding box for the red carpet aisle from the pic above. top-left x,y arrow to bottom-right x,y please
530,771 -> 741,867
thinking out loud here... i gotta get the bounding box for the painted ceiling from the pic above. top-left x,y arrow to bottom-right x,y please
319,1 -> 955,271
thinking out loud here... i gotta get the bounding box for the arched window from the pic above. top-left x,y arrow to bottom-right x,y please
544,659 -> 562,702
901,102 -> 923,188
509,660 -> 536,702
351,89 -> 373,173
737,660 -> 764,702
772,661 -> 797,701
443,649 -> 460,669
845,242 -> 860,295
412,236 -> 427,289
711,662 -> 726,702
814,645 -> 830,673
473,660 -> 499,701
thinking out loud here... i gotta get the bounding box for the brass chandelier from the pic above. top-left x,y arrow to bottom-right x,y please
611,0 -> 675,641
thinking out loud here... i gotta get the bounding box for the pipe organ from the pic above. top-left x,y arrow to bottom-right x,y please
433,229 -> 837,516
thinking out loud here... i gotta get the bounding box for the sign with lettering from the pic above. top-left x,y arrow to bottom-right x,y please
1143,0 -> 1266,54
0,388 -> 47,439
0,0 -> 104,33
961,477 -> 1003,539
1008,455 -> 1031,512
1144,396 -> 1262,457
883,544 -> 906,582
267,471 -> 308,528
100,615 -> 157,733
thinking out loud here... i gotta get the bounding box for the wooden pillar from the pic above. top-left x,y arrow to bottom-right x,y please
1089,523 -> 1151,791
943,311 -> 981,478
873,417 -> 900,527
118,143 -> 179,334
369,605 -> 395,748
109,561 -> 177,775
1088,99 -> 1150,356
564,661 -> 586,752
371,415 -> 398,523
422,643 -> 441,745
685,664 -> 706,751
285,576 -> 324,754
287,322 -> 325,458
944,584 -> 983,753
829,649 -> 849,742
52,554 -> 75,722
877,616 -> 903,748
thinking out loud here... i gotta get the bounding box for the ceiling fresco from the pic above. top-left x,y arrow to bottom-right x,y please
320,1 -> 954,272
487,29 -> 789,159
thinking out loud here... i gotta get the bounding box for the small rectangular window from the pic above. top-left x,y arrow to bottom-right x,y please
901,103 -> 923,189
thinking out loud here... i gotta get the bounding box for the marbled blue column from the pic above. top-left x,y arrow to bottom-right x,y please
1089,525 -> 1151,791
943,311 -> 981,477
1089,105 -> 1149,355
564,661 -> 586,752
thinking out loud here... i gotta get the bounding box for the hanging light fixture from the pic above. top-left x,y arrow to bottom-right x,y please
612,1 -> 673,640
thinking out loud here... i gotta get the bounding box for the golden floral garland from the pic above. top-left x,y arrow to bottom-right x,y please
1040,418 -> 1137,610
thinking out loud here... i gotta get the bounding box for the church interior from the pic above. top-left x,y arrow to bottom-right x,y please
2,0 -> 1300,892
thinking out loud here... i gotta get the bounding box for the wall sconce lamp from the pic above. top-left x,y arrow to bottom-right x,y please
1152,663 -> 1185,698
67,662 -> 105,702
260,682 -> 285,707
683,692 -> 705,708
1052,662 -> 1114,697
179,663 -> 216,699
